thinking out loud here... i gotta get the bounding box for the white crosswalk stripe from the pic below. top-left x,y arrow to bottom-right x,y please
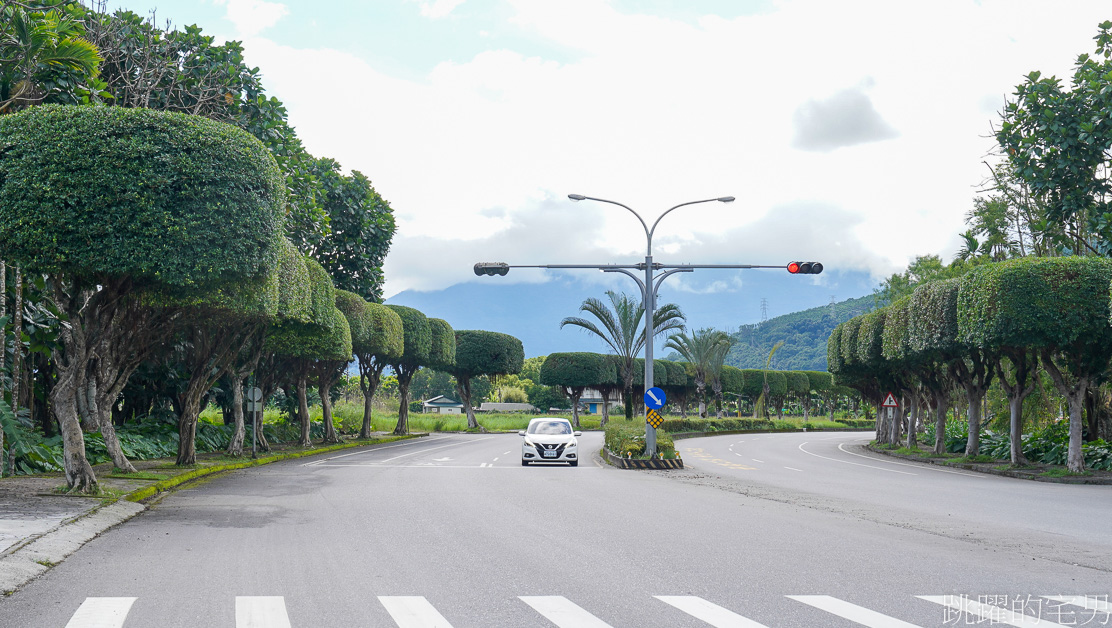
918,595 -> 1071,627
655,596 -> 770,627
58,593 -> 1108,626
379,596 -> 455,628
520,596 -> 614,627
787,595 -> 922,627
236,596 -> 292,628
64,597 -> 137,628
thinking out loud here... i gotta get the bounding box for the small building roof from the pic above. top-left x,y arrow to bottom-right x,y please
422,395 -> 463,407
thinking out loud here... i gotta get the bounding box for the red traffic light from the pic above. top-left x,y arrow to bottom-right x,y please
787,262 -> 823,274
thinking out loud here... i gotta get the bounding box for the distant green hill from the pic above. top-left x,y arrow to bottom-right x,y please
723,295 -> 875,371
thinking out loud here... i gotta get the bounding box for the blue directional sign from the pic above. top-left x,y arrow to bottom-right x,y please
644,387 -> 666,410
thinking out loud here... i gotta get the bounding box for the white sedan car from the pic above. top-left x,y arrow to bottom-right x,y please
520,418 -> 581,466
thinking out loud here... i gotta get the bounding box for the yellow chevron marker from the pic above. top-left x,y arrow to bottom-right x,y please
646,408 -> 664,428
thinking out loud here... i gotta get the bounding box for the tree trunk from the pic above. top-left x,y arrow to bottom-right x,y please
933,392 -> 949,455
964,385 -> 986,457
357,359 -> 383,439
176,380 -> 206,466
1040,351 -> 1088,473
456,378 -> 486,432
696,382 -> 706,418
624,388 -> 633,420
1007,395 -> 1028,465
10,267 -> 22,415
569,388 -> 583,428
600,388 -> 610,428
227,375 -> 246,456
320,379 -> 339,444
297,367 -> 311,446
51,281 -> 98,492
394,366 -> 415,435
905,394 -> 918,449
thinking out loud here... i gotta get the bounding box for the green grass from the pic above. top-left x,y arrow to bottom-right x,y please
105,471 -> 171,480
1040,467 -> 1092,478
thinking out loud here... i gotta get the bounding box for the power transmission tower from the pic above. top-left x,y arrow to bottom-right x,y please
760,298 -> 769,324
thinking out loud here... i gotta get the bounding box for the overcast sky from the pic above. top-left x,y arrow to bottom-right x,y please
104,0 -> 1112,299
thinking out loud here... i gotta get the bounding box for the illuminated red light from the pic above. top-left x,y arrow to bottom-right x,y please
787,262 -> 801,273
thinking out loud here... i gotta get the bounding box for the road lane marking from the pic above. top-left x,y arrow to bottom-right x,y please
300,437 -> 454,466
235,597 -> 291,628
655,596 -> 770,627
503,451 -> 512,455
836,443 -> 986,478
520,596 -> 613,627
918,595 -> 1069,627
795,442 -> 916,475
380,596 -> 454,627
1042,595 -> 1111,612
378,437 -> 497,463
307,464 -> 601,469
784,466 -> 803,472
65,597 -> 136,628
682,447 -> 756,470
787,596 -> 921,627
752,459 -> 764,463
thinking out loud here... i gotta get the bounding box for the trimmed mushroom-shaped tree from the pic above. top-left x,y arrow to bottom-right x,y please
855,309 -> 890,440
265,257 -> 351,447
908,278 -> 963,454
447,330 -> 524,431
335,292 -> 403,438
539,352 -> 616,428
0,106 -> 285,490
720,365 -> 745,417
881,297 -> 919,446
801,371 -> 833,421
385,305 -> 431,435
956,264 -> 1043,465
784,371 -> 811,419
960,256 -> 1112,472
660,360 -> 693,418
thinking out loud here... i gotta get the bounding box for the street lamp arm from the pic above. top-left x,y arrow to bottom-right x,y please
648,197 -> 733,251
602,268 -> 647,303
568,194 -> 650,245
652,268 -> 693,298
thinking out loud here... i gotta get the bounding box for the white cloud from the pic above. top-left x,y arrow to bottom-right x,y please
409,0 -> 466,19
223,0 -> 1112,299
214,0 -> 288,37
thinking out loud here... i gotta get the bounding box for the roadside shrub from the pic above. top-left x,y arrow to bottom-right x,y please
604,421 -> 676,458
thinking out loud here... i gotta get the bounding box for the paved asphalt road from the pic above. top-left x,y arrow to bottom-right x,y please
1,431 -> 1110,627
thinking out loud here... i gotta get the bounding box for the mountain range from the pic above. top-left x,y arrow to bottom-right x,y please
385,268 -> 879,360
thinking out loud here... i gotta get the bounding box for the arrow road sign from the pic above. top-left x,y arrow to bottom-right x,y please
644,387 -> 666,410
882,392 -> 898,408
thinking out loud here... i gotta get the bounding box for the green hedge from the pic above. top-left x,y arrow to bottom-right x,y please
661,418 -> 774,432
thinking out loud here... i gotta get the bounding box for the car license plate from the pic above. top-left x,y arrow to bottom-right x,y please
543,449 -> 557,458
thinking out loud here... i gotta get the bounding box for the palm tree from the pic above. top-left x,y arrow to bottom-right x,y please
0,5 -> 103,113
665,328 -> 731,417
561,291 -> 685,420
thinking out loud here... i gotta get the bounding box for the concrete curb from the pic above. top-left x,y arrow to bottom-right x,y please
0,501 -> 145,594
865,444 -> 1112,485
603,448 -> 684,469
0,434 -> 422,594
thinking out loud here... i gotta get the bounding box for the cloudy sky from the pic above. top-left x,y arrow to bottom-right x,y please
104,0 -> 1112,300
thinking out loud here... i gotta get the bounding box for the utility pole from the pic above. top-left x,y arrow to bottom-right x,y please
475,195 -> 823,456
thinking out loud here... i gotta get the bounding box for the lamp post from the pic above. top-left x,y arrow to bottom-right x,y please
474,195 -> 822,457
567,194 -> 733,455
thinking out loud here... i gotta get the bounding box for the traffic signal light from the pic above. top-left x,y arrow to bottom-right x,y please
474,262 -> 510,276
787,261 -> 823,274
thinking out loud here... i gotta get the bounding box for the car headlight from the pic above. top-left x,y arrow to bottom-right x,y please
566,440 -> 577,448
522,439 -> 535,448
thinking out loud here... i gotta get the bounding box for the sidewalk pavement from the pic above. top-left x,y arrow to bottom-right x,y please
0,433 -> 416,594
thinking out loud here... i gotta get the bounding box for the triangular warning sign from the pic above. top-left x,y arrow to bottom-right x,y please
882,392 -> 898,407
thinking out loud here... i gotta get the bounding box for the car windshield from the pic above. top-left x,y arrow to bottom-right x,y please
528,421 -> 571,435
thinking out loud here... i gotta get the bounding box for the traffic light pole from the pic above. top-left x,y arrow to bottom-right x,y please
475,195 -> 821,457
